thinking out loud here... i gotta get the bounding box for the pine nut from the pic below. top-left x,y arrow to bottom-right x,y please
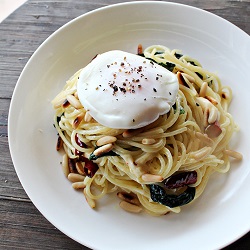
66,94 -> 82,109
207,107 -> 218,124
73,113 -> 84,129
56,136 -> 63,151
96,136 -> 117,146
119,201 -> 142,213
75,162 -> 86,175
62,154 -> 69,177
68,158 -> 76,173
72,181 -> 86,189
68,173 -> 85,182
142,138 -> 156,145
53,98 -> 65,109
122,128 -> 144,138
191,147 -> 212,161
221,91 -> 229,100
196,97 -> 218,125
74,92 -> 78,98
83,189 -> 95,208
195,132 -> 213,145
141,174 -> 163,183
84,111 -> 92,122
93,143 -> 114,157
62,99 -> 70,108
117,192 -> 140,206
224,149 -> 243,160
177,71 -> 186,86
205,95 -> 218,105
199,82 -> 208,97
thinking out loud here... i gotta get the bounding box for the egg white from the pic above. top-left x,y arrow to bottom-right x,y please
77,50 -> 179,129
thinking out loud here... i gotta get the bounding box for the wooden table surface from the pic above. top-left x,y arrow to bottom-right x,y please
0,0 -> 249,249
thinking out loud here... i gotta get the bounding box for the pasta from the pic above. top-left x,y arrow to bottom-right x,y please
52,45 -> 242,216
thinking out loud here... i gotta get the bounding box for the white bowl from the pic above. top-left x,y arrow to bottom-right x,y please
8,1 -> 250,249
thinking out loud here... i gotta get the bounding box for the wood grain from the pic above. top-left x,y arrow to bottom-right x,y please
0,0 -> 249,249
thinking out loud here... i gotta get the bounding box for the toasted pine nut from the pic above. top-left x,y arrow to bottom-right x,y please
224,149 -> 243,160
141,174 -> 163,183
119,201 -> 142,213
142,138 -> 156,145
76,162 -> 86,175
68,173 -> 85,182
68,158 -> 76,173
73,113 -> 84,129
195,132 -> 213,145
83,189 -> 95,208
96,136 -> 117,146
62,154 -> 69,177
177,71 -> 186,86
123,128 -> 144,138
221,92 -> 229,100
66,94 -> 82,109
53,98 -> 65,109
93,143 -> 114,157
84,111 -> 92,122
56,136 -> 63,151
191,147 -> 212,161
205,95 -> 218,105
117,192 -> 140,206
199,82 -> 208,97
72,181 -> 86,189
62,99 -> 70,108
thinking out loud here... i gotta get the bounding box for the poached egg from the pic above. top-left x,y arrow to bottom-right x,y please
77,50 -> 179,129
